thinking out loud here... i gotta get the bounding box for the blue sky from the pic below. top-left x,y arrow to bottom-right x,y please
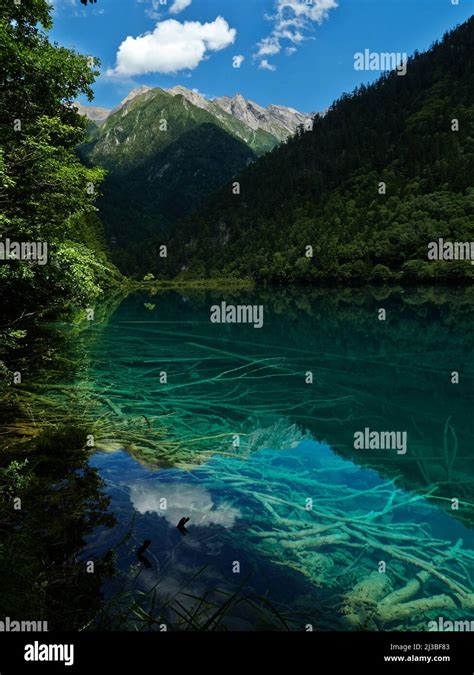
50,0 -> 474,113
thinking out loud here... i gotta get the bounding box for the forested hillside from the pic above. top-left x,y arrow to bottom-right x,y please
78,87 -> 281,271
165,17 -> 474,283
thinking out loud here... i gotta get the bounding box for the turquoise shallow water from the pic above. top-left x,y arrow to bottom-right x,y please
70,287 -> 474,631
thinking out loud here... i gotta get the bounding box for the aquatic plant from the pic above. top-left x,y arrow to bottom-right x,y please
91,566 -> 297,632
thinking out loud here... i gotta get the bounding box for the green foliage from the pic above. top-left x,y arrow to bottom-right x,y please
0,459 -> 31,499
165,18 -> 474,284
0,0 -> 120,327
370,264 -> 393,282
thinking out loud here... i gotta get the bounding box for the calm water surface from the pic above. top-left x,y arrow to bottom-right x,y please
16,287 -> 474,630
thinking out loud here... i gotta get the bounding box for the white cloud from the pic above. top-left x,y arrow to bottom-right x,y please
108,16 -> 236,77
129,482 -> 240,529
259,59 -> 277,72
256,0 -> 337,64
137,0 -> 191,20
141,0 -> 162,21
276,0 -> 338,23
169,0 -> 192,14
257,36 -> 281,57
233,54 -> 245,69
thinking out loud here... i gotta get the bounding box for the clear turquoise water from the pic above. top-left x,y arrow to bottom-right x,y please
69,288 -> 474,631
87,439 -> 474,630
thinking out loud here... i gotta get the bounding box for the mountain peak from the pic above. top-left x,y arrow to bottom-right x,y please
116,85 -> 154,110
73,101 -> 110,124
214,92 -> 309,140
166,86 -> 209,111
77,85 -> 311,142
167,86 -> 309,139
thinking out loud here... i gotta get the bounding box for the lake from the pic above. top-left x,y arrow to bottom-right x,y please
4,286 -> 474,631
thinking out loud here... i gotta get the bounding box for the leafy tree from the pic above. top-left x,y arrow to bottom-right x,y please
0,0 -> 116,324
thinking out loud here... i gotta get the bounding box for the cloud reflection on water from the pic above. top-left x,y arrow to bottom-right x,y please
129,482 -> 240,529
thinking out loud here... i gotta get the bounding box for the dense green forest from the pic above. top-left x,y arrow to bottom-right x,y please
0,0 -> 121,361
151,16 -> 474,284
